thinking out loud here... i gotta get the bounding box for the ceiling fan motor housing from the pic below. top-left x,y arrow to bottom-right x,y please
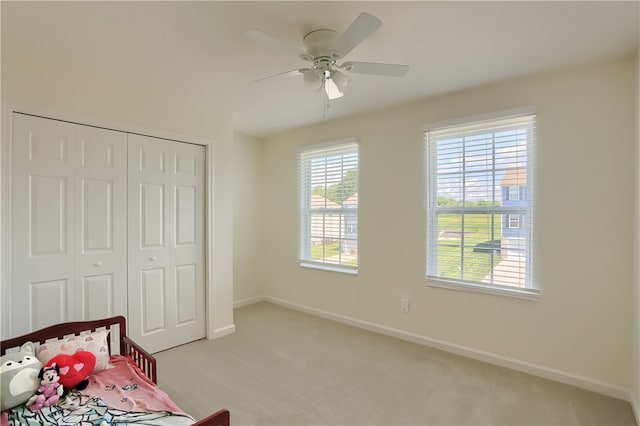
303,29 -> 339,59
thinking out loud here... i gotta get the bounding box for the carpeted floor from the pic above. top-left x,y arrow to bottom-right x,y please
155,302 -> 636,426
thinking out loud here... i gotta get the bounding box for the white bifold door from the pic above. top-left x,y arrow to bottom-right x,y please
10,114 -> 206,353
127,134 -> 205,353
11,113 -> 128,336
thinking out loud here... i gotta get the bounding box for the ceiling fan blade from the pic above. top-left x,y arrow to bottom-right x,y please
330,12 -> 382,59
254,68 -> 307,83
246,30 -> 312,60
341,61 -> 409,77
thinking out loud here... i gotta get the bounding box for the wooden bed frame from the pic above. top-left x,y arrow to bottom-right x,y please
1,316 -> 230,426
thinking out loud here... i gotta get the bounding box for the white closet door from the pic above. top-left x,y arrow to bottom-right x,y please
10,114 -> 127,336
127,134 -> 205,353
75,125 -> 128,321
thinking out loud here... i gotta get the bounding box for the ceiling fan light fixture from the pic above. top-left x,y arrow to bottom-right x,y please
331,70 -> 351,92
303,68 -> 323,90
325,78 -> 344,100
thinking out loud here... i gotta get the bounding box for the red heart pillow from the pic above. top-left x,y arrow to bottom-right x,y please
46,351 -> 96,389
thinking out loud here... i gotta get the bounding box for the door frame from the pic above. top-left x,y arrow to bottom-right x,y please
1,101 -> 233,340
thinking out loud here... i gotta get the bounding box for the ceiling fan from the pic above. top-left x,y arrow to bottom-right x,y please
247,12 -> 409,100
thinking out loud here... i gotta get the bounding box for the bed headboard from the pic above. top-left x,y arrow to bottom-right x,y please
1,316 -> 126,355
1,316 -> 157,384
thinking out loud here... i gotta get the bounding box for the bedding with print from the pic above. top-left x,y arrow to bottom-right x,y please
1,355 -> 195,426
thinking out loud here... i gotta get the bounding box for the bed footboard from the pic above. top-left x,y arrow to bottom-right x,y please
193,409 -> 230,426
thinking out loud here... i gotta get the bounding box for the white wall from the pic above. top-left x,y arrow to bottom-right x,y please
233,133 -> 265,304
262,57 -> 636,393
0,17 -> 236,339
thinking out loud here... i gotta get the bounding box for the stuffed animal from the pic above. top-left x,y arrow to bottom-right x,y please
26,363 -> 63,411
47,351 -> 96,391
0,342 -> 43,411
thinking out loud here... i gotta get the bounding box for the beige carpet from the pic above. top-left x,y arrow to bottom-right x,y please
155,302 -> 636,426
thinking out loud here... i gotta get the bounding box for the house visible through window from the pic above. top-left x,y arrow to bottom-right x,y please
299,141 -> 358,272
424,113 -> 536,294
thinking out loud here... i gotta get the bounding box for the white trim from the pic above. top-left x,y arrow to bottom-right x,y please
255,296 -> 630,402
298,137 -> 359,154
234,296 -> 265,309
1,102 -> 14,338
422,105 -> 537,132
0,99 -> 216,341
427,278 -> 540,300
210,324 -> 236,339
300,262 -> 358,275
205,140 -> 216,339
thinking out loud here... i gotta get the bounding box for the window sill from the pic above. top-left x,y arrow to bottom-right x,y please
301,262 -> 358,275
426,278 -> 540,300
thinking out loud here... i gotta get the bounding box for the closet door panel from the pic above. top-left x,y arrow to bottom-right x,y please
128,134 -> 205,353
27,125 -> 71,168
128,136 -> 173,351
30,279 -> 67,330
11,114 -> 76,336
175,185 -> 196,246
75,125 -> 127,321
140,267 -> 166,333
30,175 -> 68,255
172,144 -> 204,273
10,113 -> 128,335
81,179 -> 113,252
81,138 -> 115,169
81,274 -> 114,320
175,263 -> 197,325
140,183 -> 166,248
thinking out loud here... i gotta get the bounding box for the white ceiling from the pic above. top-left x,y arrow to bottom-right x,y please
2,1 -> 639,137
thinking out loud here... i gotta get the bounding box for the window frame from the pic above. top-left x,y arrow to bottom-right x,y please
423,108 -> 538,299
298,139 -> 359,274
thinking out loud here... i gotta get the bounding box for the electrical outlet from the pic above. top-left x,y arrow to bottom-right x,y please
401,294 -> 409,312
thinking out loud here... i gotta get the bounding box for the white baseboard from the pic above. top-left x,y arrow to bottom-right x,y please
208,324 -> 236,339
239,296 -> 632,402
234,296 -> 265,309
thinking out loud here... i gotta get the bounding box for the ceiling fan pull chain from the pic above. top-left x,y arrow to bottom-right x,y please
323,85 -> 327,119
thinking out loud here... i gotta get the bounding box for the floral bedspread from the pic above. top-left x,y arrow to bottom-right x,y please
2,355 -> 194,425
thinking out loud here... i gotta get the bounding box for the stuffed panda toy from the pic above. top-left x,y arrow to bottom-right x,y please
0,342 -> 43,411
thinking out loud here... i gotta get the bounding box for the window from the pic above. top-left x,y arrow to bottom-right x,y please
508,214 -> 521,229
507,185 -> 521,201
424,113 -> 536,296
299,141 -> 358,272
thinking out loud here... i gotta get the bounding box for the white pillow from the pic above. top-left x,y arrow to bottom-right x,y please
36,330 -> 114,372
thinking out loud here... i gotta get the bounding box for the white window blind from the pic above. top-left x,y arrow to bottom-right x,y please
299,141 -> 358,271
425,114 -> 536,294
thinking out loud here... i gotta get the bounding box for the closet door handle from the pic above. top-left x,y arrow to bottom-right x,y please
94,261 -> 102,267
150,256 -> 157,261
